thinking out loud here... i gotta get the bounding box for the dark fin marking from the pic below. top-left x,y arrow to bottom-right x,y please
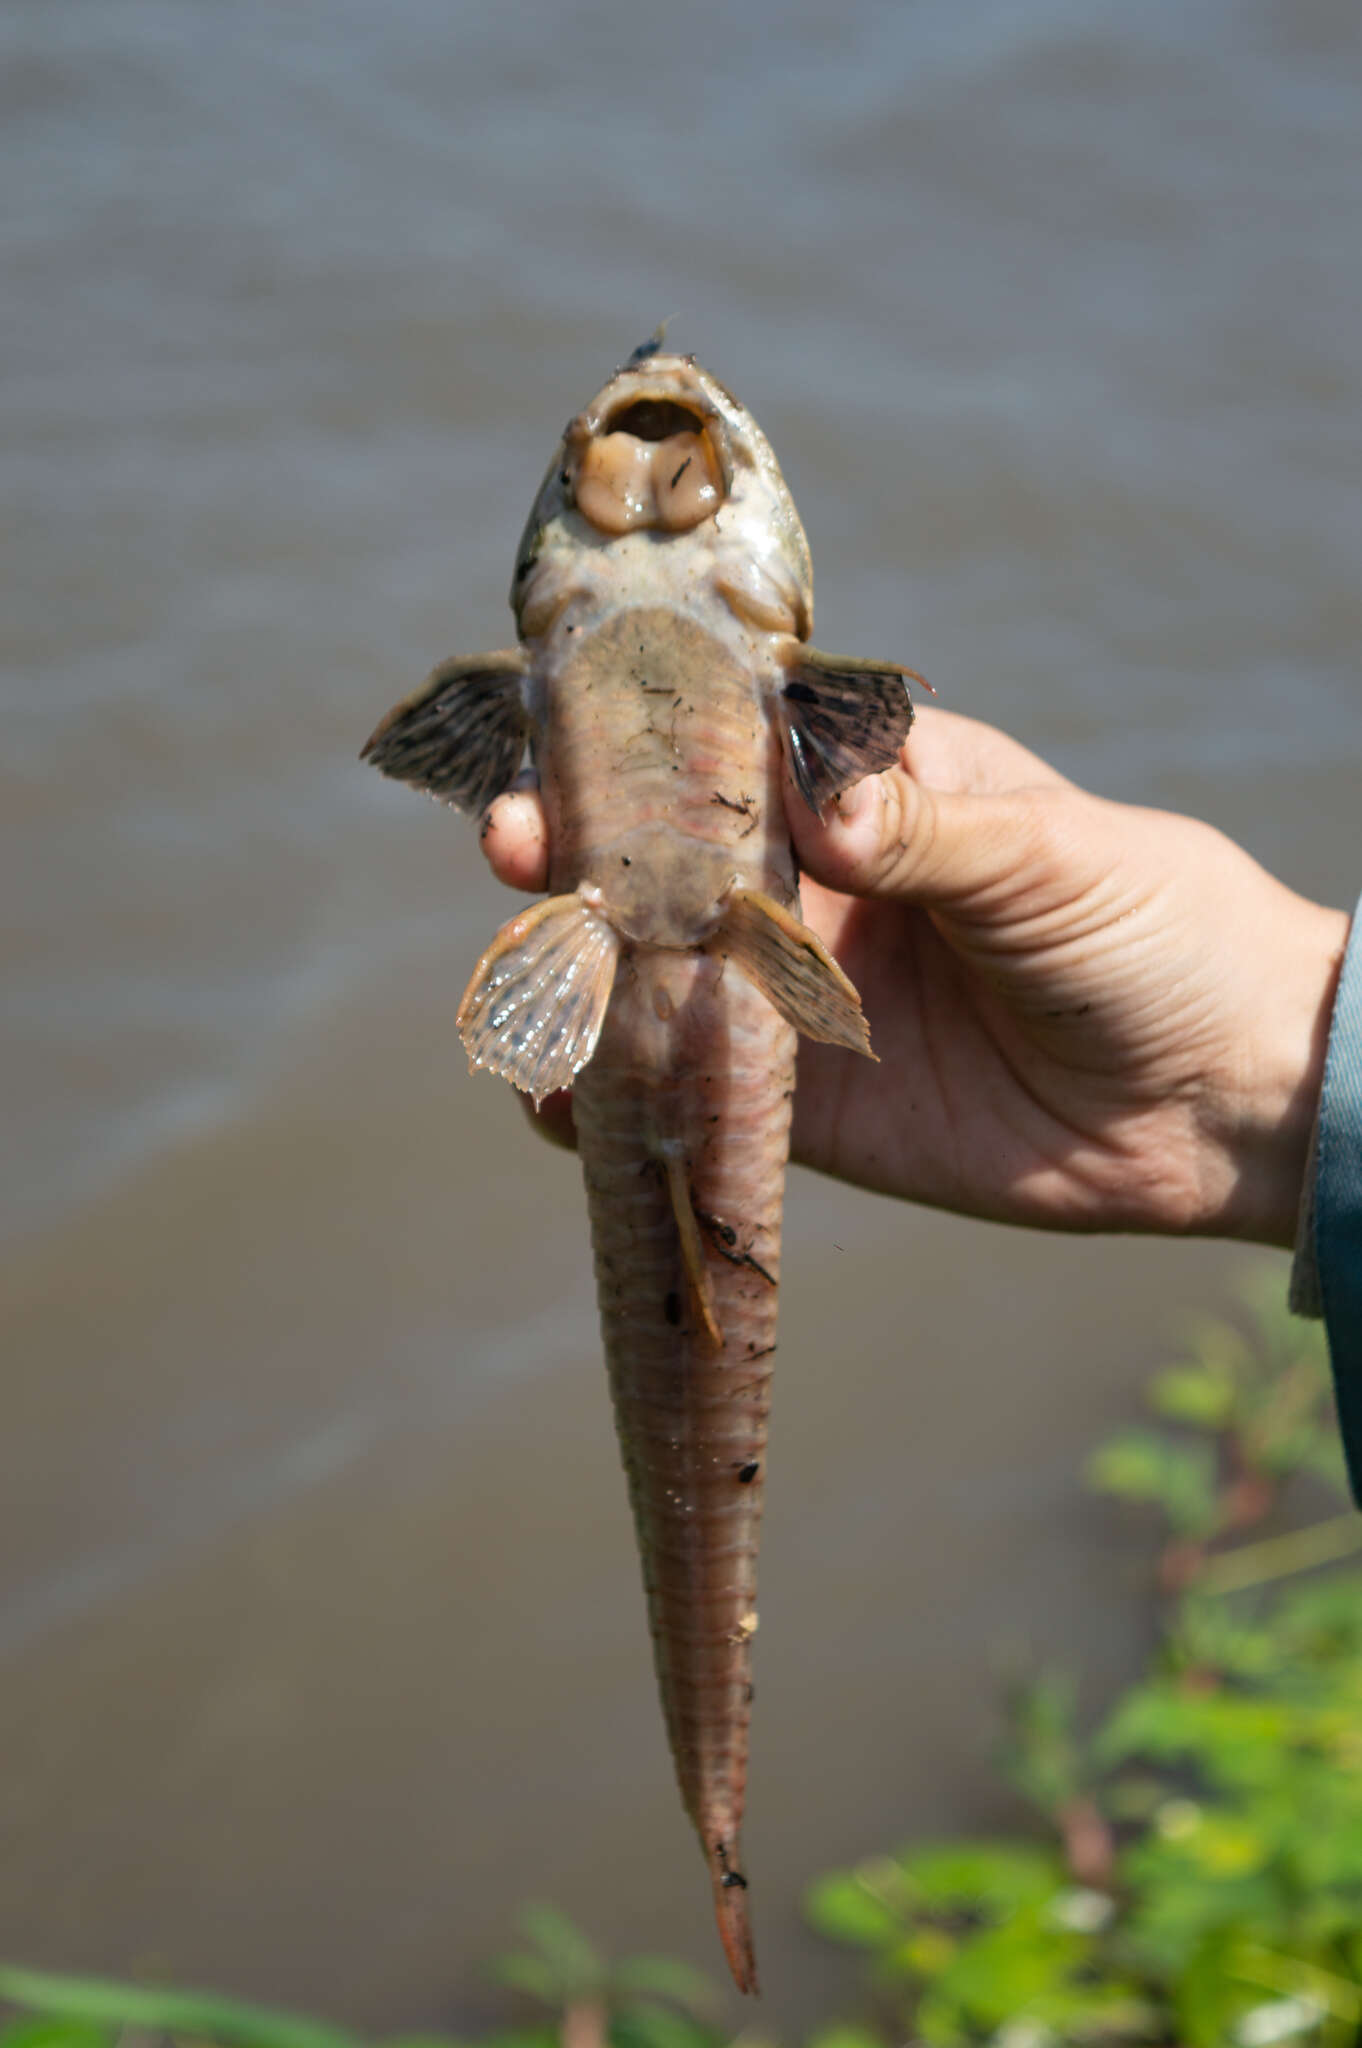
714,887 -> 876,1059
662,1154 -> 723,1350
779,646 -> 921,815
710,1841 -> 758,1996
456,893 -> 620,1106
361,649 -> 529,814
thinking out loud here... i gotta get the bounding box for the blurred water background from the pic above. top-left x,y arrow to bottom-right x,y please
3,0 -> 1360,2033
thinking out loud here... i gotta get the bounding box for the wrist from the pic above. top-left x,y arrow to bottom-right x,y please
1207,892 -> 1350,1248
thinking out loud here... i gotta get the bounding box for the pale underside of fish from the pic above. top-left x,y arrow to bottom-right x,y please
363,342 -> 918,1995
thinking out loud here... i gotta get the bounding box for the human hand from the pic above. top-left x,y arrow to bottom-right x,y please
479,707 -> 1347,1248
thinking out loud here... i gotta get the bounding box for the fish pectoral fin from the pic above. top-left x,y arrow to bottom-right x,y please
779,646 -> 922,816
715,888 -> 875,1059
662,1154 -> 724,1351
361,648 -> 529,813
456,891 -> 620,1105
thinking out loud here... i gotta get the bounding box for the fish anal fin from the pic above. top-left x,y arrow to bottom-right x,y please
716,887 -> 875,1059
662,1153 -> 724,1351
456,891 -> 620,1105
779,645 -> 922,816
362,649 -> 529,813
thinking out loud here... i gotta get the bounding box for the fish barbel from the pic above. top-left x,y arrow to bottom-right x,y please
363,344 -> 917,1993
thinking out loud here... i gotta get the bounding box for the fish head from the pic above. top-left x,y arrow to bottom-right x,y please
511,351 -> 813,638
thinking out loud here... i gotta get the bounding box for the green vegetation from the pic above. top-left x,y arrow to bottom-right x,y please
5,1266 -> 1361,2047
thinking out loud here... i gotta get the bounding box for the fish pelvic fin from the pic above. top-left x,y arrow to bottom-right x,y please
456,891 -> 620,1105
713,887 -> 875,1059
779,645 -> 925,816
362,648 -> 529,813
661,1152 -> 724,1352
709,1839 -> 758,1996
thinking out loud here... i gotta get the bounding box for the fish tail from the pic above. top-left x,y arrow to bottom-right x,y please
708,1841 -> 759,1996
572,952 -> 793,1998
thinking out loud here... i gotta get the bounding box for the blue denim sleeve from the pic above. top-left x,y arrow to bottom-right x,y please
1291,895 -> 1362,1504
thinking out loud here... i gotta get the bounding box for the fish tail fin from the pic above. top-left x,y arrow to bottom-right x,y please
708,1842 -> 758,1996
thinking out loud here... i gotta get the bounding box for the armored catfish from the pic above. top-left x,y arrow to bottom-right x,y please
363,344 -> 919,1993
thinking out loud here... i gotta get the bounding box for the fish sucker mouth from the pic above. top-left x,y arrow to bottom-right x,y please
572,395 -> 730,536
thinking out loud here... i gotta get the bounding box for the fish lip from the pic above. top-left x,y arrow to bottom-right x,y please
567,359 -> 737,505
573,383 -> 714,440
577,358 -> 729,436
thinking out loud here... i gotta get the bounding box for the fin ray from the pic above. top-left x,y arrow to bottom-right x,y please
716,888 -> 874,1058
456,893 -> 620,1104
362,650 -> 529,813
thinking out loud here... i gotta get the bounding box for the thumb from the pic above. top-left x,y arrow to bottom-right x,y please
787,760 -> 1052,914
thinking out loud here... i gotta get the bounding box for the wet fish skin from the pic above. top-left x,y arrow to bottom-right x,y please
363,349 -> 916,1993
574,944 -> 789,1994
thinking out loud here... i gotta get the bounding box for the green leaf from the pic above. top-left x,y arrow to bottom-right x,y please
898,1925 -> 958,1979
1150,1366 -> 1236,1429
910,1987 -> 969,2048
1170,1932 -> 1266,2048
0,2022 -> 111,2048
1180,1812 -> 1271,1879
609,1957 -> 717,2012
487,1956 -> 561,2006
1087,1430 -> 1218,1535
804,1868 -> 907,1950
0,1970 -> 361,2048
1273,1574 -> 1362,1661
897,1842 -> 1063,1917
928,1911 -> 1078,2023
1001,1672 -> 1084,1818
1095,1681 -> 1295,1786
517,1904 -> 602,1994
608,2005 -> 717,2048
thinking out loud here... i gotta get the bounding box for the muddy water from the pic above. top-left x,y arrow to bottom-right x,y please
4,0 -> 1361,2032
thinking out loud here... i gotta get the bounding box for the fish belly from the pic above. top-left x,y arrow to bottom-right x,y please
541,604 -> 797,942
573,945 -> 794,1995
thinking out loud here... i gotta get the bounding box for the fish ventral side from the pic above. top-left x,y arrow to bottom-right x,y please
362,345 -> 921,1994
